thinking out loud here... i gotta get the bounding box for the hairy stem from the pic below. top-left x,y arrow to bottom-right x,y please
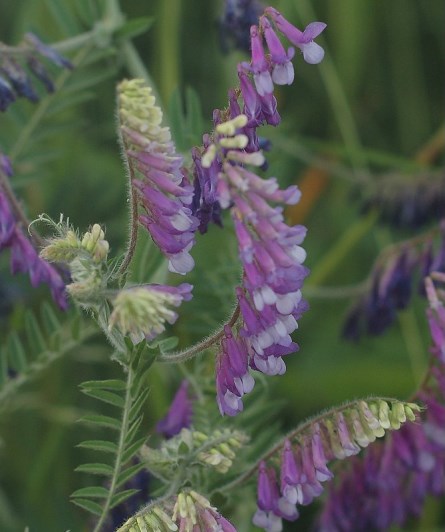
157,304 -> 240,363
115,152 -> 139,278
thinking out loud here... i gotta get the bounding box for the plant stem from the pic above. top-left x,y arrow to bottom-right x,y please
158,304 -> 240,363
93,362 -> 134,532
115,148 -> 139,278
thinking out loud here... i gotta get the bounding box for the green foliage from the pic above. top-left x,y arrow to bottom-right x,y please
72,343 -> 156,527
0,304 -> 96,411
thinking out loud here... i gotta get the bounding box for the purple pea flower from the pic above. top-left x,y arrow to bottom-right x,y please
157,380 -> 193,438
243,25 -> 274,96
216,325 -> 255,416
265,7 -> 326,64
253,462 -> 283,532
260,16 -> 295,85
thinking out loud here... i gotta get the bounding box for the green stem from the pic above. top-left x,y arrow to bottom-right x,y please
157,304 -> 240,363
93,362 -> 134,532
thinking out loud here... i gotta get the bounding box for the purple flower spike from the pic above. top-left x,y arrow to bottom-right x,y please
216,325 -> 255,416
260,16 -> 295,86
265,7 -> 326,64
118,79 -> 198,275
156,380 -> 193,438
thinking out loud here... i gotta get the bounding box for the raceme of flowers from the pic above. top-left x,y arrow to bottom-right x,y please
0,32 -> 72,111
343,222 -> 445,341
0,170 -> 67,310
318,276 -> 445,531
199,114 -> 309,416
118,78 -> 198,275
252,399 -> 420,532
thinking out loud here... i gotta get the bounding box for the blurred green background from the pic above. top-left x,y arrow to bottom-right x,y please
0,0 -> 444,530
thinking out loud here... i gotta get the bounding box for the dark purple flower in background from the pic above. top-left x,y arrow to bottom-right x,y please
0,32 -> 71,111
157,380 -> 193,438
219,0 -> 264,54
1,171 -> 67,309
343,225 -> 445,341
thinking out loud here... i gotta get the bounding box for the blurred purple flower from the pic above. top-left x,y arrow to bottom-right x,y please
157,380 -> 193,438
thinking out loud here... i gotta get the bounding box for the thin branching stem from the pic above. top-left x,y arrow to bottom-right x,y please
157,303 -> 240,363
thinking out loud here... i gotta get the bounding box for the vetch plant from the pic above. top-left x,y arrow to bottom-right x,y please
0,1 -> 444,531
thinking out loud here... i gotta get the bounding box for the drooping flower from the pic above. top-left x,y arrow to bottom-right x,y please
108,283 -> 193,344
157,380 -> 193,438
216,325 -> 255,416
118,79 -> 198,274
265,7 -> 326,64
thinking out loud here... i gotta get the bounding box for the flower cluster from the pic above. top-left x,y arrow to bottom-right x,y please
252,399 -> 419,531
41,222 -> 109,304
201,114 -> 309,415
141,426 -> 248,480
118,79 -> 198,275
0,186 -> 67,310
191,7 -> 326,233
117,491 -> 236,532
343,223 -> 445,341
361,168 -> 445,229
0,32 -> 72,111
318,277 -> 445,531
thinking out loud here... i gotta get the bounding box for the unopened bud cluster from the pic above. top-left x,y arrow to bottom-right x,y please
117,490 -> 236,532
140,427 -> 248,479
41,223 -> 109,302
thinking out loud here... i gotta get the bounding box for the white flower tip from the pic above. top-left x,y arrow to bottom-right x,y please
302,42 -> 325,64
